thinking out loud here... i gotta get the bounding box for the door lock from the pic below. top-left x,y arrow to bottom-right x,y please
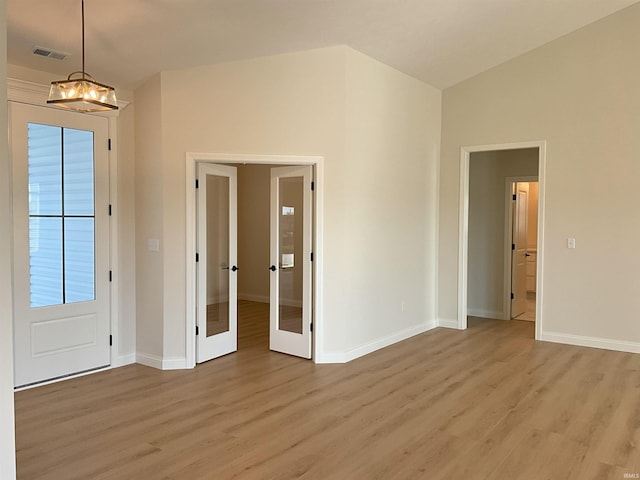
269,265 -> 277,271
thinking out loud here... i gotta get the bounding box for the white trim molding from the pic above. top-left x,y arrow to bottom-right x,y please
112,354 -> 136,368
438,319 -> 459,329
458,141 -> 547,342
136,353 -> 188,370
316,321 -> 438,364
540,331 -> 640,355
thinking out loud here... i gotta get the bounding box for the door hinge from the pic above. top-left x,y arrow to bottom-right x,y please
196,325 -> 199,336
511,292 -> 514,300
310,252 -> 314,262
311,181 -> 315,191
109,335 -> 113,346
108,204 -> 112,216
108,138 -> 112,151
512,243 -> 515,250
109,270 -> 112,282
196,253 -> 199,262
310,322 -> 313,332
512,194 -> 516,201
195,179 -> 199,189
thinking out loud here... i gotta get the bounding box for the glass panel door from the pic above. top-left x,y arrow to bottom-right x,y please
197,163 -> 238,363
11,102 -> 110,387
269,166 -> 313,359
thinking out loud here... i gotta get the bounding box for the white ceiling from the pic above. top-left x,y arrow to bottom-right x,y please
7,0 -> 640,91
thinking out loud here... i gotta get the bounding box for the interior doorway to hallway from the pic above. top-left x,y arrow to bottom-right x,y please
457,142 -> 546,340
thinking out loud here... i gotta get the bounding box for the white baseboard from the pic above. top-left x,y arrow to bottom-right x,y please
467,308 -> 505,320
112,353 -> 136,367
161,357 -> 189,370
136,353 -> 189,370
438,319 -> 459,329
238,293 -> 269,303
136,352 -> 163,369
540,331 -> 640,354
316,321 -> 438,364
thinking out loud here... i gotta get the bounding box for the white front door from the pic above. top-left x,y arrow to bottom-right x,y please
269,166 -> 313,359
196,163 -> 238,362
511,182 -> 529,318
11,102 -> 111,387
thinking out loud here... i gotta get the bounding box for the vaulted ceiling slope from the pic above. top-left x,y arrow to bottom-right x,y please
8,0 -> 640,91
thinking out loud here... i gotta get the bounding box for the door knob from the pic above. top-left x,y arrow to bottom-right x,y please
525,253 -> 531,257
231,265 -> 239,272
269,265 -> 277,271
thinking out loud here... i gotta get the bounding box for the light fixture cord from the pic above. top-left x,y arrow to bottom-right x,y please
81,0 -> 85,79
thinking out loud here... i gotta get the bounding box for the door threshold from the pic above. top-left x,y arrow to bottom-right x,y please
14,365 -> 111,391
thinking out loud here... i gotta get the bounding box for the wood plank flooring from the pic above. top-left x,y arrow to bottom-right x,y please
14,304 -> 640,479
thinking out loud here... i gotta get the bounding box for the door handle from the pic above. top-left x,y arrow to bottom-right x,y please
223,265 -> 239,272
269,265 -> 277,271
525,253 -> 531,257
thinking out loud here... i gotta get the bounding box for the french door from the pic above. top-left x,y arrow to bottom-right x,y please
269,166 -> 313,359
11,102 -> 110,387
196,163 -> 238,362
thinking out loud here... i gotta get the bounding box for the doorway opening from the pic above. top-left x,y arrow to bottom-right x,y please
185,153 -> 324,368
458,142 -> 546,339
507,178 -> 539,323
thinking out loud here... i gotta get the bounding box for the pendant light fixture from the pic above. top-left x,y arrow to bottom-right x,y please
47,0 -> 118,112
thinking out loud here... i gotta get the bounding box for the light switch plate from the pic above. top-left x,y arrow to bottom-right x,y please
567,238 -> 576,249
148,239 -> 160,252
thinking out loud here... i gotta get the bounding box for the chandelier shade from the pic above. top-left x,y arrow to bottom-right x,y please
47,0 -> 118,113
48,72 -> 118,112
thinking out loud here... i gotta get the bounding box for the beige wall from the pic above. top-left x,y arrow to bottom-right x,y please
440,4 -> 640,346
343,47 -> 441,348
135,45 -> 442,360
237,165 -> 271,301
134,74 -> 164,359
115,104 -> 137,360
467,149 -> 538,318
0,1 -> 17,476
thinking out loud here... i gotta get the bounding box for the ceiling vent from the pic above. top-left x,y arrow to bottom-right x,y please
32,46 -> 70,61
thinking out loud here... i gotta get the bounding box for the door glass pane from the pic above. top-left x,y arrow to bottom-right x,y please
278,176 -> 303,334
206,174 -> 230,337
29,217 -> 63,307
28,123 -> 62,216
27,123 -> 96,307
63,128 -> 94,216
64,218 -> 95,303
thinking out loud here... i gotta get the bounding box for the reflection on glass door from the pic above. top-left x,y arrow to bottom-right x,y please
278,178 -> 303,334
197,163 -> 238,363
270,166 -> 313,359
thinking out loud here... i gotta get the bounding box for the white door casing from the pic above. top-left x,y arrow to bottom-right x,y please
11,102 -> 110,387
196,163 -> 238,363
269,166 -> 313,358
511,183 -> 529,318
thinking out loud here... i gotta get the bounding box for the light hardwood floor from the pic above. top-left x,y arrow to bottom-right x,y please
15,304 -> 640,479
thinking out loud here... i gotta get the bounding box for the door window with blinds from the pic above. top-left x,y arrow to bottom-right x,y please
28,123 -> 95,307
